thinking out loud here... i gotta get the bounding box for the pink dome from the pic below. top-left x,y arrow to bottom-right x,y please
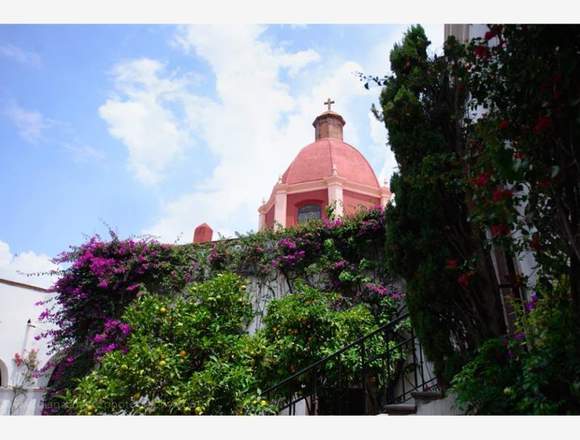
281,138 -> 380,188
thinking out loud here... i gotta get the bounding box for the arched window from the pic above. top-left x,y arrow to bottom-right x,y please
298,204 -> 321,224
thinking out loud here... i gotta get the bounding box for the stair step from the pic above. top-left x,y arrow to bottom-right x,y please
382,403 -> 417,415
411,391 -> 443,402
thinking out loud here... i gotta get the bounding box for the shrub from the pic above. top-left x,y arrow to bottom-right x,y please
63,273 -> 268,415
452,280 -> 580,414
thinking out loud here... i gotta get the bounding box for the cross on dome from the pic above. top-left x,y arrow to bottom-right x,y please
324,98 -> 335,112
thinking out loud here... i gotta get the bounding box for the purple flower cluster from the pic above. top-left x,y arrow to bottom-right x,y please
45,234 -> 167,371
272,238 -> 308,269
332,260 -> 349,271
40,235 -> 180,413
34,329 -> 56,341
126,283 -> 141,292
363,283 -> 404,300
323,218 -> 343,229
208,245 -> 226,267
524,292 -> 538,313
357,219 -> 384,237
278,238 -> 297,250
92,318 -> 132,359
272,250 -> 306,268
38,308 -> 52,321
365,283 -> 388,296
89,256 -> 117,278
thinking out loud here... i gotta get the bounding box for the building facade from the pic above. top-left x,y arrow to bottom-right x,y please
0,278 -> 54,415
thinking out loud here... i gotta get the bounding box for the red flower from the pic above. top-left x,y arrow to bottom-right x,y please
491,224 -> 510,237
484,30 -> 497,41
457,272 -> 473,289
446,259 -> 459,270
513,151 -> 525,160
472,172 -> 491,188
498,119 -> 509,130
474,45 -> 490,59
492,187 -> 513,202
530,233 -> 541,251
533,116 -> 552,134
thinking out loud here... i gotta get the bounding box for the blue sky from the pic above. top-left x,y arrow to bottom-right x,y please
0,24 -> 443,286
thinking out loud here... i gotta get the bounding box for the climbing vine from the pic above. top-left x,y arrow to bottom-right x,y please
40,207 -> 404,414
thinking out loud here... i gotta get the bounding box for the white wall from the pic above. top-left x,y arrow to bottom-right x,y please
0,281 -> 55,415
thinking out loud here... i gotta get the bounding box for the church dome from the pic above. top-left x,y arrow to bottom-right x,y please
258,101 -> 390,231
281,137 -> 380,188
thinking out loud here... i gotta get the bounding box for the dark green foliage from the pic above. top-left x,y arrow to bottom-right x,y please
378,25 -> 506,386
257,284 -> 395,384
452,282 -> 580,414
450,25 -> 580,413
255,283 -> 406,412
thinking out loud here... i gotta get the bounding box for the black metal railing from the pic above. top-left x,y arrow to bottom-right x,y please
261,312 -> 438,415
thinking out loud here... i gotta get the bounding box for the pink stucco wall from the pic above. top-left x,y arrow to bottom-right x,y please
343,190 -> 380,216
264,205 -> 275,229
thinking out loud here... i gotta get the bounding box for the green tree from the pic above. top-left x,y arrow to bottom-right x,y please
63,274 -> 400,415
63,273 -> 271,415
376,25 -> 506,384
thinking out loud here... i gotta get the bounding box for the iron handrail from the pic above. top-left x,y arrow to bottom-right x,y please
261,311 -> 410,396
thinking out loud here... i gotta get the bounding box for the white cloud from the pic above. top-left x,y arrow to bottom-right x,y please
4,102 -> 106,167
363,24 -> 443,77
368,111 -> 397,186
4,103 -> 52,143
278,49 -> 320,77
422,24 -> 445,56
0,240 -> 58,289
98,58 -> 193,185
141,25 -> 374,242
0,43 -> 41,67
104,25 -> 442,243
62,143 -> 105,163
361,23 -> 444,186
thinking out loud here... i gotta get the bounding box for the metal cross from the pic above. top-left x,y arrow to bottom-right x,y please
324,98 -> 335,112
